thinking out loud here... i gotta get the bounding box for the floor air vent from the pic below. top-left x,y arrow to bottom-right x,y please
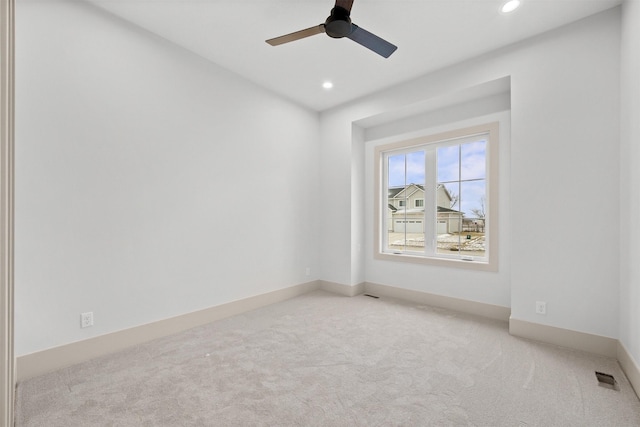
364,294 -> 379,299
595,371 -> 618,390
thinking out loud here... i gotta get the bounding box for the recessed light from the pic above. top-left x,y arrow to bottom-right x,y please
322,81 -> 333,90
501,0 -> 521,14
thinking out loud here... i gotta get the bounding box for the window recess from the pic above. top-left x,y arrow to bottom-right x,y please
375,122 -> 498,271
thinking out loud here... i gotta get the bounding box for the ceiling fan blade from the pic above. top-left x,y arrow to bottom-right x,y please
266,24 -> 325,46
335,0 -> 354,13
346,24 -> 397,58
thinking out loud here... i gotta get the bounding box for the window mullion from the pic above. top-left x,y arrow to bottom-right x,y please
403,154 -> 408,252
424,149 -> 436,255
457,146 -> 462,254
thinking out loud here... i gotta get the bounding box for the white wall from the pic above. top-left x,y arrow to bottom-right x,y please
620,0 -> 640,367
15,0 -> 320,356
508,10 -> 620,338
15,0 -> 631,364
351,125 -> 366,286
320,8 -> 621,338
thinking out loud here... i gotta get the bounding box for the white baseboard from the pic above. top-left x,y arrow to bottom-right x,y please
509,317 -> 618,358
319,280 -> 365,297
617,341 -> 640,400
363,282 -> 511,322
16,281 -> 320,382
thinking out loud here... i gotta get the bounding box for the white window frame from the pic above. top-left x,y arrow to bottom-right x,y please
374,122 -> 499,271
414,199 -> 424,208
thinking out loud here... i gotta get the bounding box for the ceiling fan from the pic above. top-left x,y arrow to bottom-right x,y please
265,0 -> 397,58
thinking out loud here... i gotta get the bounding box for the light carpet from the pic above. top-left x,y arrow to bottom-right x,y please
16,290 -> 640,426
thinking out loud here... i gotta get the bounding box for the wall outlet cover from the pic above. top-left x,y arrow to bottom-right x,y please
81,312 -> 94,328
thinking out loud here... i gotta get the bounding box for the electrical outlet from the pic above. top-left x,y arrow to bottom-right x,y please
81,312 -> 94,328
535,301 -> 547,315
305,267 -> 311,276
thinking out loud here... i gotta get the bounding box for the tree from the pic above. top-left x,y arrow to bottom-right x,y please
449,192 -> 459,209
470,197 -> 486,219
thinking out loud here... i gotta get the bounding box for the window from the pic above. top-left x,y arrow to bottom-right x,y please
375,122 -> 498,271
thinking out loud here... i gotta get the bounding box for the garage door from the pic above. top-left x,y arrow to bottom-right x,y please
395,219 -> 424,233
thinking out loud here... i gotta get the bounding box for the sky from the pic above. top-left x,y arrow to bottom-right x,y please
387,138 -> 487,218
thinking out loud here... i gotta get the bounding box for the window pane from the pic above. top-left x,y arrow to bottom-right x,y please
387,151 -> 425,252
436,182 -> 463,254
439,183 -> 459,210
406,151 -> 426,185
460,140 -> 486,181
436,141 -> 487,259
388,154 -> 407,187
460,180 -> 486,218
437,145 -> 459,182
460,180 -> 486,258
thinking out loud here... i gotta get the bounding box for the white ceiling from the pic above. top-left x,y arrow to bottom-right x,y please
86,0 -> 621,111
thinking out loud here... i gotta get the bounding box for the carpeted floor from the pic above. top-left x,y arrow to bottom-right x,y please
16,290 -> 640,426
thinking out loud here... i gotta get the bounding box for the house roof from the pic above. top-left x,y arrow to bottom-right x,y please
389,184 -> 453,202
388,184 -> 424,199
437,206 -> 462,214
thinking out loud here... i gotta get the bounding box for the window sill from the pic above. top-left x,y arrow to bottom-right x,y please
375,251 -> 497,272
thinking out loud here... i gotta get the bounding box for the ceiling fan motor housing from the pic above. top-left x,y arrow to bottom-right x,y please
325,6 -> 353,38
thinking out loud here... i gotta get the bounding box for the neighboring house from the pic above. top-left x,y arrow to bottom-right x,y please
388,184 -> 463,234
